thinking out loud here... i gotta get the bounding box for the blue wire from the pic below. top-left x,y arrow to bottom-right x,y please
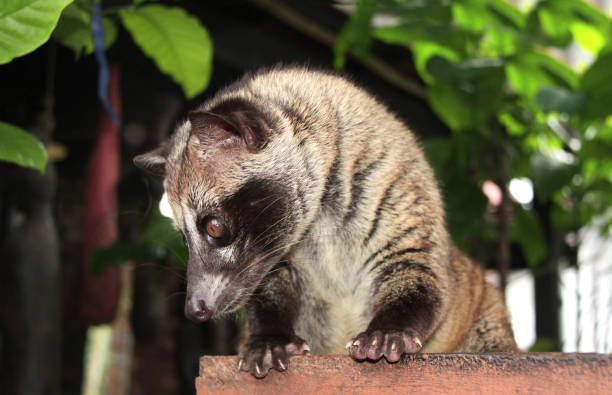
92,1 -> 120,124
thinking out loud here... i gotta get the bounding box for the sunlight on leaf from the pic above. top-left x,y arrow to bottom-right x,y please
571,21 -> 605,55
0,0 -> 74,64
120,5 -> 213,99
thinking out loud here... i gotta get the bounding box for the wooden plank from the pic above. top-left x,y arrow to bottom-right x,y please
196,353 -> 611,394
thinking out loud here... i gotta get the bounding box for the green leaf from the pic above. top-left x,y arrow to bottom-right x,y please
73,0 -> 96,11
53,4 -> 90,57
54,3 -> 118,58
451,0 -> 525,57
581,52 -> 612,94
535,86 -> 586,114
529,0 -> 610,49
374,24 -> 472,54
480,26 -> 521,57
90,208 -> 188,273
426,60 -> 505,131
580,52 -> 612,120
95,17 -> 118,53
90,241 -> 153,274
379,0 -> 452,24
0,0 -> 74,64
334,0 -> 376,70
120,5 -> 213,99
506,52 -> 578,100
427,56 -> 504,83
411,41 -> 460,84
452,2 -> 486,34
511,205 -> 546,267
452,0 -> 524,33
427,84 -> 471,131
536,8 -> 572,47
137,209 -> 187,267
485,0 -> 525,30
498,111 -> 526,137
570,21 -> 605,55
0,121 -> 48,173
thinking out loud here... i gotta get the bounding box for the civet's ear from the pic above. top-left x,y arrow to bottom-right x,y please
188,99 -> 272,153
133,143 -> 169,177
188,111 -> 240,145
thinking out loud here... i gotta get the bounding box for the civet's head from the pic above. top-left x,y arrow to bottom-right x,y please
134,97 -> 305,322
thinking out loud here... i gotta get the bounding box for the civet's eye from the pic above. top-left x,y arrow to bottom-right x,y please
199,216 -> 231,246
206,217 -> 227,239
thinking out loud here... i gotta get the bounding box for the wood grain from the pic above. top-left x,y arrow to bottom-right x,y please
196,353 -> 611,394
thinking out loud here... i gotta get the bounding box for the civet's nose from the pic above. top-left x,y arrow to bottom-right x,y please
185,297 -> 214,323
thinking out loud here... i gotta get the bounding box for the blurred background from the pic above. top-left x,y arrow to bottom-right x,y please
1,0 -> 611,394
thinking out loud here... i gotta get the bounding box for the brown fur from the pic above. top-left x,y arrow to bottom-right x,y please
135,66 -> 518,377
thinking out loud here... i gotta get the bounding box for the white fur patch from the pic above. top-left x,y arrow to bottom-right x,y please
218,244 -> 237,262
198,272 -> 229,309
159,192 -> 174,219
183,205 -> 201,249
292,215 -> 375,353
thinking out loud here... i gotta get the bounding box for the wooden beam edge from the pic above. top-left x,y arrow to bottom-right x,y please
197,353 -> 611,394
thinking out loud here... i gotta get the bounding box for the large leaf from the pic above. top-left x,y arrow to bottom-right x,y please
0,121 -> 48,173
119,5 -> 213,99
0,0 -> 74,64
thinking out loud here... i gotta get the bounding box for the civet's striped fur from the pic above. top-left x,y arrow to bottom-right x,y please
135,67 -> 518,378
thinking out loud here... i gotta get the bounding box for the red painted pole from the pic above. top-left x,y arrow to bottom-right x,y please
79,64 -> 121,325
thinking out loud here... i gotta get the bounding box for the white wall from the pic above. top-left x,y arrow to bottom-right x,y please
506,226 -> 612,353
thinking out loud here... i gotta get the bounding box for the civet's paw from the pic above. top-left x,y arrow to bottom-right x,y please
347,328 -> 422,363
239,334 -> 310,378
